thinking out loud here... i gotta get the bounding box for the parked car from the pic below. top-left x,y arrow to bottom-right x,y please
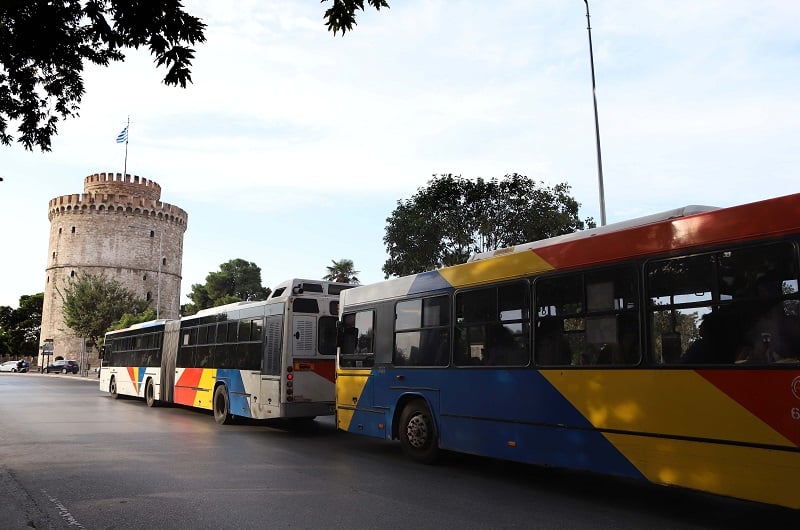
0,360 -> 23,372
44,359 -> 79,374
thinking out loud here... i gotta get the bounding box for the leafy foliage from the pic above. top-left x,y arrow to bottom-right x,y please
0,293 -> 44,357
185,259 -> 271,315
60,272 -> 148,345
108,309 -> 158,333
0,1 -> 206,151
383,173 -> 595,277
322,0 -> 389,35
323,259 -> 360,284
1,1 -> 391,152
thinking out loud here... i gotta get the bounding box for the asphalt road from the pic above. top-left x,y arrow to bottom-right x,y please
1,372 -> 797,529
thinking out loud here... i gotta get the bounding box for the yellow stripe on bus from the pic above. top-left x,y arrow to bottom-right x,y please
193,368 -> 217,410
439,251 -> 554,289
540,369 -> 791,447
604,432 -> 800,509
335,370 -> 371,431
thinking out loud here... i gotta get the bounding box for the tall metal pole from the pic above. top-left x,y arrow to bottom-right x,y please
157,229 -> 162,319
123,116 -> 129,177
583,0 -> 607,226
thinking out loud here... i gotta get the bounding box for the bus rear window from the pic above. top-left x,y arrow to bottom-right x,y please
328,284 -> 356,295
293,298 -> 319,313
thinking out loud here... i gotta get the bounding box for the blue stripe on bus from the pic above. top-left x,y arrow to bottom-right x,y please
216,369 -> 252,419
407,271 -> 453,295
137,367 -> 147,391
351,368 -> 645,480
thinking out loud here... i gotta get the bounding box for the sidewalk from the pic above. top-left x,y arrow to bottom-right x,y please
24,370 -> 100,382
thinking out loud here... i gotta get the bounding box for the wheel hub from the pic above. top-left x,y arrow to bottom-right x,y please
406,414 -> 428,448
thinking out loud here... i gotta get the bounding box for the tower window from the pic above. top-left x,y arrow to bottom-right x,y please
146,292 -> 152,301
58,227 -> 62,234
71,226 -> 76,233
162,257 -> 167,266
150,230 -> 155,238
143,274 -> 148,281
70,271 -> 75,277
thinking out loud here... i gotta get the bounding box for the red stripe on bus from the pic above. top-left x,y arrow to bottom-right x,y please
698,369 -> 800,447
174,368 -> 204,406
534,194 -> 800,271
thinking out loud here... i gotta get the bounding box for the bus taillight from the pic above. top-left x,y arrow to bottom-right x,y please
286,367 -> 294,401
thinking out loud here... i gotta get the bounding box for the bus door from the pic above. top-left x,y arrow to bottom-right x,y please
260,307 -> 283,414
336,309 -> 380,435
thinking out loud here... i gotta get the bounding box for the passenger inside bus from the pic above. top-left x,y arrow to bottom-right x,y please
534,318 -> 571,365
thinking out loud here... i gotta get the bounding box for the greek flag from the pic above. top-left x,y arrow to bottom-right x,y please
116,126 -> 128,143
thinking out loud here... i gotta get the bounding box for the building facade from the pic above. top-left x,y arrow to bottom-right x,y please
39,173 -> 188,370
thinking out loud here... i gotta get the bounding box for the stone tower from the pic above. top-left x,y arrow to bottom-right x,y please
39,173 -> 188,369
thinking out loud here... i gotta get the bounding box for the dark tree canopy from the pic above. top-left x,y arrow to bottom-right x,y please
322,0 -> 389,35
382,173 -> 595,278
60,272 -> 149,346
185,258 -> 271,315
1,0 -> 389,152
0,293 -> 44,358
0,0 -> 206,151
108,308 -> 157,332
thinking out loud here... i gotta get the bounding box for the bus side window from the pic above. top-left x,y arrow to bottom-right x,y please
340,310 -> 375,367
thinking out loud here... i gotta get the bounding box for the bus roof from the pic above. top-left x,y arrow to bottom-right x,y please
268,278 -> 356,300
467,204 -> 718,262
191,300 -> 262,317
105,319 -> 168,336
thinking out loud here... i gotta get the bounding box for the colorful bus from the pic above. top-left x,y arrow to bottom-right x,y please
336,194 -> 800,509
100,278 -> 354,423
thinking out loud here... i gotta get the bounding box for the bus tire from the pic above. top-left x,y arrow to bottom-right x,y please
399,399 -> 439,464
109,376 -> 119,399
213,385 -> 234,425
145,378 -> 157,408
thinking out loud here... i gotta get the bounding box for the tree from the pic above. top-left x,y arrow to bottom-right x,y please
108,308 -> 157,333
60,272 -> 148,346
185,259 -> 271,315
1,0 -> 388,152
323,259 -> 360,284
382,173 -> 595,277
323,0 -> 389,35
0,293 -> 44,358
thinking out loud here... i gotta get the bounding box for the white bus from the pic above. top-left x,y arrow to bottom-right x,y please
99,278 -> 355,423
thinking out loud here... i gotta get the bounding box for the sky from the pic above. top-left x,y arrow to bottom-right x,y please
2,0 -> 800,308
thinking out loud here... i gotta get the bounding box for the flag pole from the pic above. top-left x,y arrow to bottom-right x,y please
123,116 -> 129,177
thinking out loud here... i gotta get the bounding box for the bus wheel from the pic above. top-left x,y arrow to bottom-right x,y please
399,399 -> 439,464
145,379 -> 157,408
109,377 -> 119,399
213,385 -> 233,425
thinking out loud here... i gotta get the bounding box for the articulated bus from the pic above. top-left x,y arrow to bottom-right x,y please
336,194 -> 800,509
100,279 -> 354,423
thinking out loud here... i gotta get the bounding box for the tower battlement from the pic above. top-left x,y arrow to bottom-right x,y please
48,192 -> 188,226
84,172 -> 161,201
